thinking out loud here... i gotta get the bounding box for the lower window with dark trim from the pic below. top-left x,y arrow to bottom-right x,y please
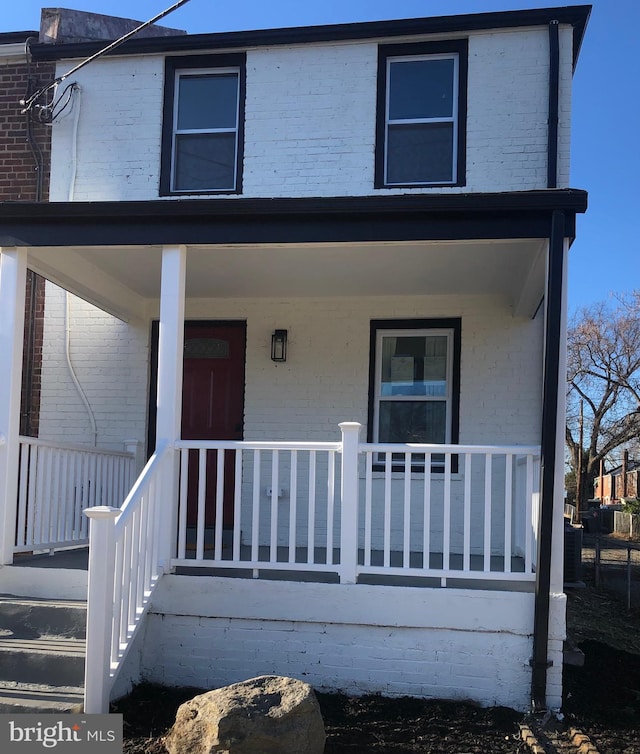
367,318 -> 461,471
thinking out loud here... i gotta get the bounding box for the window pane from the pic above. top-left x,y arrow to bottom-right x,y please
379,401 -> 447,444
380,336 -> 448,396
387,123 -> 453,184
177,73 -> 238,130
174,133 -> 236,191
389,58 -> 454,120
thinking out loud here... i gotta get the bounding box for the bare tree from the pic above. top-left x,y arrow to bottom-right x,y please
566,291 -> 640,508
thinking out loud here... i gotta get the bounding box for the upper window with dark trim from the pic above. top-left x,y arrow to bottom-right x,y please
368,319 -> 461,468
160,54 -> 246,195
375,41 -> 467,189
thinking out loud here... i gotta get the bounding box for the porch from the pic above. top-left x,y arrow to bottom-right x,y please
0,192 -> 582,712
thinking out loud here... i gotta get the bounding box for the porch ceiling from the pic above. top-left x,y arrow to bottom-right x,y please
26,239 -> 546,321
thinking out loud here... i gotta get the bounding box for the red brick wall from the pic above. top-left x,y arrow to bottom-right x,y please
1,51 -> 54,435
0,56 -> 54,201
20,270 -> 46,436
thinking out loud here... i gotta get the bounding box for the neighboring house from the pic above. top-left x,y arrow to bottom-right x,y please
0,4 -> 590,715
594,454 -> 640,503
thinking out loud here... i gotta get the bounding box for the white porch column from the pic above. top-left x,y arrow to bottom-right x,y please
155,245 -> 187,570
339,422 -> 361,585
0,247 -> 27,565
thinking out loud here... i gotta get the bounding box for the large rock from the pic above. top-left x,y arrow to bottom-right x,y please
164,675 -> 326,754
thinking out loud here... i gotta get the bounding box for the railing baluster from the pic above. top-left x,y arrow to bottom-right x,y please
64,450 -> 74,543
383,451 -> 392,568
442,453 -> 452,583
35,446 -> 48,547
251,450 -> 261,562
128,506 -> 142,630
484,454 -> 492,572
196,449 -> 206,560
27,445 -> 38,547
49,448 -> 59,546
80,452 -> 90,537
215,449 -> 225,561
364,451 -> 373,567
403,452 -> 411,568
504,454 -> 513,573
327,450 -> 335,565
177,449 -> 188,560
525,455 -> 534,574
288,450 -> 297,564
270,451 -> 279,563
233,448 -> 242,561
422,452 -> 431,570
59,450 -> 69,543
307,451 -> 317,564
463,452 -> 472,572
16,442 -> 28,548
111,534 -> 124,665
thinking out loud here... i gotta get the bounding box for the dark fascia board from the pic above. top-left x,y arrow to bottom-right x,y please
29,5 -> 591,68
0,31 -> 39,45
0,190 -> 587,248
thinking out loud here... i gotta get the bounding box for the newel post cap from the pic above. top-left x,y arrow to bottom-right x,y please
83,506 -> 120,520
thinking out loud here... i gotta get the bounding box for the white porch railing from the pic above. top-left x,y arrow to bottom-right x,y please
84,443 -> 171,714
171,425 -> 541,586
14,437 -> 136,554
81,424 -> 540,712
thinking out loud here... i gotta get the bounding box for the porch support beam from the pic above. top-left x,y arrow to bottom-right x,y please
0,247 -> 27,565
531,210 -> 566,709
155,245 -> 186,570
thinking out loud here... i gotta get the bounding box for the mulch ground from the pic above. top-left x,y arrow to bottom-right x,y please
114,576 -> 640,754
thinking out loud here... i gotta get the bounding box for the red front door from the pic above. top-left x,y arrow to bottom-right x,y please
181,322 -> 246,528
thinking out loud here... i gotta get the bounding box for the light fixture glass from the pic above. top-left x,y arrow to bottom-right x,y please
271,329 -> 287,362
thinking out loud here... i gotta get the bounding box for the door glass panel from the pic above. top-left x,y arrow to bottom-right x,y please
184,338 -> 230,359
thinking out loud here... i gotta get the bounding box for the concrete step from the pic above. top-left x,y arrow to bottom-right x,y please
0,596 -> 87,712
0,636 -> 86,687
0,681 -> 84,713
0,597 -> 86,639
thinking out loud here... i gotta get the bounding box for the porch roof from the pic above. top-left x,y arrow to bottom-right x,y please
0,190 -> 587,321
0,190 -> 587,248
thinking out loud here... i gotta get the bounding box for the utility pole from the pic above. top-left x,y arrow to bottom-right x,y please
576,399 -> 583,520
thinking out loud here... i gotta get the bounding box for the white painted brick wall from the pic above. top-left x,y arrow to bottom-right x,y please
185,293 -> 543,446
38,282 -> 148,466
49,25 -> 575,201
40,291 -> 542,447
135,576 -> 538,710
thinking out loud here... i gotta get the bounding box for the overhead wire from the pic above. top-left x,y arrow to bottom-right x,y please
21,0 -> 192,115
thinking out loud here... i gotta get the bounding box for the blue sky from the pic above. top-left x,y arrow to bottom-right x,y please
2,0 -> 638,314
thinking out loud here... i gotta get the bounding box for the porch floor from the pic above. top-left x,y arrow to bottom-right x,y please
11,549 -> 89,570
10,547 -> 533,591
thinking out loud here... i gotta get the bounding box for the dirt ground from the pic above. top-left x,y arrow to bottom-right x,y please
114,570 -> 640,754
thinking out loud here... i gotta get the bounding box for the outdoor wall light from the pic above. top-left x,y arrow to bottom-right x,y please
271,329 -> 288,362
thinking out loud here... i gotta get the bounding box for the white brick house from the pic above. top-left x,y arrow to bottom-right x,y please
0,5 -> 590,714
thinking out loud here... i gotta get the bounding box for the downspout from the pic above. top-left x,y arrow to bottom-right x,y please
547,21 -> 560,189
530,21 -> 563,707
63,85 -> 97,446
531,209 -> 565,709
